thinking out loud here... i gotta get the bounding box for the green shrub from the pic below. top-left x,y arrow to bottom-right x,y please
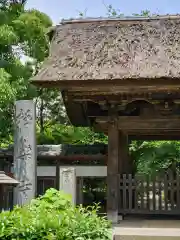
0,188 -> 111,239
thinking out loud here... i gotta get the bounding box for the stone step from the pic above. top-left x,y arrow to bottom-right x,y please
113,228 -> 180,240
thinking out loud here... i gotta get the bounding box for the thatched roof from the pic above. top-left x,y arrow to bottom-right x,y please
0,171 -> 19,185
32,15 -> 180,85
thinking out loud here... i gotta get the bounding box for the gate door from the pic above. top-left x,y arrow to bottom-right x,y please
119,171 -> 180,215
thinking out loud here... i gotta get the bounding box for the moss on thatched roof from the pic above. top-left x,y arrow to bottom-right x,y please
32,15 -> 180,85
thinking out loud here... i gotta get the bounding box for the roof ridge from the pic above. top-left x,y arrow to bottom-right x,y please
60,14 -> 180,25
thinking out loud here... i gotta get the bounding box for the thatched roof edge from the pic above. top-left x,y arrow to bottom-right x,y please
60,14 -> 180,25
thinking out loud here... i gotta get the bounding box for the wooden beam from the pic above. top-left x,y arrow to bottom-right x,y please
96,116 -> 180,130
98,129 -> 180,137
129,135 -> 180,141
119,117 -> 180,130
98,128 -> 180,140
107,119 -> 119,223
94,119 -> 180,138
45,78 -> 180,92
71,91 -> 180,98
71,91 -> 180,103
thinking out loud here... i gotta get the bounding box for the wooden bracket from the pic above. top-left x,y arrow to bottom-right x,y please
108,103 -> 119,124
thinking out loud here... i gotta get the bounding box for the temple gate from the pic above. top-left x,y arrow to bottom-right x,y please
32,15 -> 180,223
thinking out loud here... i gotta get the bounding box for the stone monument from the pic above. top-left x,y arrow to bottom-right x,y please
13,100 -> 37,205
60,167 -> 76,205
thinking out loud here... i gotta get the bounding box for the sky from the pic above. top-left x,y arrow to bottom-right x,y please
26,0 -> 180,24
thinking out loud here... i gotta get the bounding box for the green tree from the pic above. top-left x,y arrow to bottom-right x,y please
130,141 -> 180,175
0,0 -> 106,146
1,1 -> 180,178
37,123 -> 108,145
0,0 -> 52,143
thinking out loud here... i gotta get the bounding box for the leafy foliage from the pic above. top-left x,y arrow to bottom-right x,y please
0,0 -> 108,147
1,1 -> 180,178
0,189 -> 111,239
37,123 -> 108,145
130,141 -> 180,175
0,0 -> 52,139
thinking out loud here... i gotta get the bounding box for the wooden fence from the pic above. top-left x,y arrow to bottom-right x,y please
119,171 -> 180,215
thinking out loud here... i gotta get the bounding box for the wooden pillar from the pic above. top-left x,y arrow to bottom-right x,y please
76,177 -> 84,205
0,185 -> 4,210
107,119 -> 119,223
55,159 -> 60,190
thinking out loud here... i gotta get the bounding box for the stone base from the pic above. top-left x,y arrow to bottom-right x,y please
107,211 -> 119,224
118,215 -> 123,221
113,228 -> 180,240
